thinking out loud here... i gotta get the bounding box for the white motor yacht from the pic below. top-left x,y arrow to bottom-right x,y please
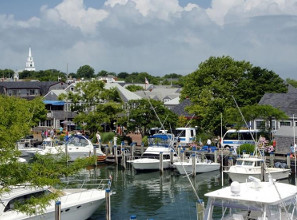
38,134 -> 106,161
203,176 -> 297,219
129,132 -> 178,171
224,154 -> 291,182
0,185 -> 108,220
174,154 -> 220,175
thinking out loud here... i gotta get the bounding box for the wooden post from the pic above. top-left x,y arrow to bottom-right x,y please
192,153 -> 196,176
131,143 -> 135,160
55,201 -> 61,220
261,160 -> 265,182
214,150 -> 217,163
196,199 -> 204,220
270,152 -> 274,167
178,145 -> 181,159
159,152 -> 164,173
287,153 -> 291,168
181,150 -> 184,162
122,149 -> 126,169
93,146 -> 97,166
114,145 -> 118,164
170,149 -> 174,165
109,141 -> 113,155
141,142 -> 144,155
105,189 -> 111,220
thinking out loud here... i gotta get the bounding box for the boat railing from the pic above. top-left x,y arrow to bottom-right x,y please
59,178 -> 111,190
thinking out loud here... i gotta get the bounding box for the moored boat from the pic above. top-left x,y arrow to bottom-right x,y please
224,154 -> 291,182
174,154 -> 220,175
0,184 -> 109,220
129,132 -> 178,171
203,175 -> 297,219
37,134 -> 106,161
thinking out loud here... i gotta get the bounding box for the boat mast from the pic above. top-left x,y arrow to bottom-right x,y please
221,112 -> 224,187
293,114 -> 296,186
231,96 -> 258,156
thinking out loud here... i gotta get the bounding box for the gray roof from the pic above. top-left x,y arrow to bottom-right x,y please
259,87 -> 297,116
0,81 -> 60,95
171,99 -> 193,117
134,85 -> 180,101
44,90 -> 67,101
105,82 -> 142,102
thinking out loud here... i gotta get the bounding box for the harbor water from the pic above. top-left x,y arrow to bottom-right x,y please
85,164 -> 295,220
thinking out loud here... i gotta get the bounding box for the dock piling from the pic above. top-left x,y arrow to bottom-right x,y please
287,153 -> 291,168
55,201 -> 61,220
93,146 -> 97,166
270,152 -> 275,167
106,189 -> 111,220
192,153 -> 196,176
114,145 -> 118,164
196,199 -> 204,220
159,152 -> 164,173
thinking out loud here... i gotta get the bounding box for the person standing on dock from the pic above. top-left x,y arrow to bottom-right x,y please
96,131 -> 101,144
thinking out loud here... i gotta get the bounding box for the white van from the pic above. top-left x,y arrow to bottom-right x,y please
221,129 -> 259,148
173,127 -> 196,146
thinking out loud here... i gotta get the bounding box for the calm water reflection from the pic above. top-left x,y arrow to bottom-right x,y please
86,164 -> 295,220
86,164 -> 223,220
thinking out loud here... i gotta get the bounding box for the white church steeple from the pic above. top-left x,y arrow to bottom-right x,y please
25,47 -> 35,71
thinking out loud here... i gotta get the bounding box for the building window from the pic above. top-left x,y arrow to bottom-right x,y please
280,121 -> 291,127
255,120 -> 265,130
270,120 -> 276,130
295,121 -> 297,127
39,120 -> 52,127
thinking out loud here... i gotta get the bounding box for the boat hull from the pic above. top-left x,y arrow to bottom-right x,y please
132,158 -> 172,170
225,167 -> 291,182
174,162 -> 220,174
1,189 -> 106,220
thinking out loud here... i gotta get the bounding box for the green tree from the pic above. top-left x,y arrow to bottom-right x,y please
0,95 -> 92,214
127,99 -> 178,136
0,69 -> 15,78
181,56 -> 287,133
126,85 -> 144,92
97,70 -> 109,77
118,72 -> 129,79
286,78 -> 297,88
163,73 -> 183,79
225,105 -> 288,133
76,65 -> 95,79
19,69 -> 67,81
59,80 -> 123,135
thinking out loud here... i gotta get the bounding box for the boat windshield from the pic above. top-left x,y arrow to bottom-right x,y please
148,134 -> 174,147
205,198 -> 297,220
235,160 -> 243,165
141,154 -> 170,160
4,189 -> 51,212
243,161 -> 254,166
68,135 -> 89,147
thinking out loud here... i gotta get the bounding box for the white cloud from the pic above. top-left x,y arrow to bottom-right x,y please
105,0 -> 183,20
0,0 -> 297,79
43,0 -> 109,34
207,0 -> 297,25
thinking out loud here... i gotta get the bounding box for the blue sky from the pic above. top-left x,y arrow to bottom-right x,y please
0,0 -> 297,79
